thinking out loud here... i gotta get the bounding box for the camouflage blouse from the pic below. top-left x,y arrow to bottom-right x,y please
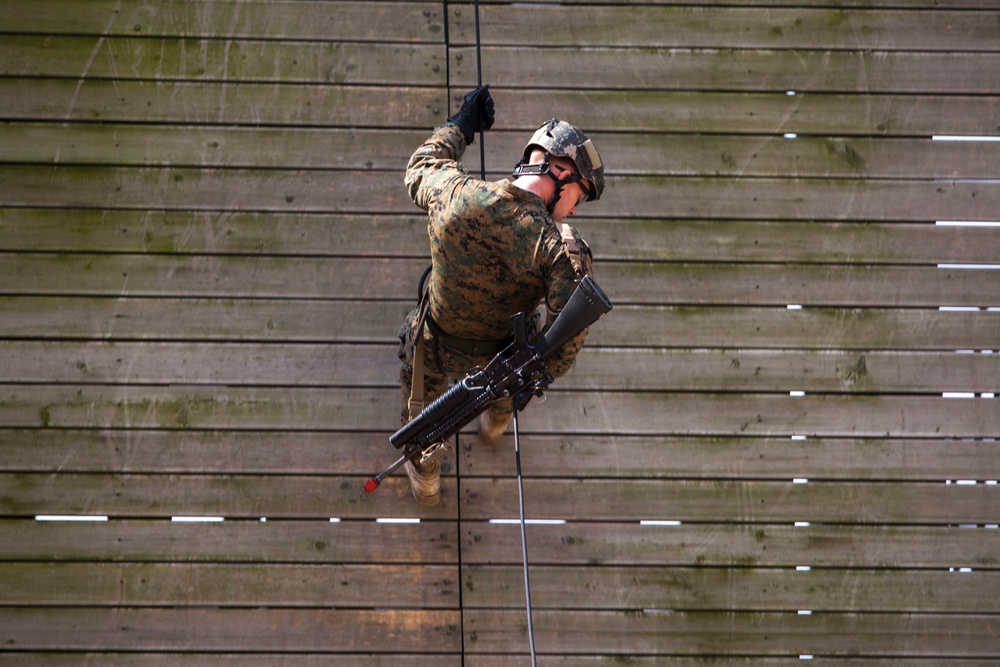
404,122 -> 594,378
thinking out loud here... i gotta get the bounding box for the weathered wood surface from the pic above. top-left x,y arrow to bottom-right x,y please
458,522 -> 999,568
2,561 -> 993,612
0,519 -> 459,564
461,565 -> 999,612
0,562 -> 459,607
0,80 -> 448,126
1,386 -> 997,437
2,166 -> 997,220
4,474 -> 994,524
466,660 -> 1000,667
450,5 -> 1000,51
2,659 -> 994,667
4,430 -> 995,481
4,81 -> 998,135
462,609 -> 1000,656
5,126 -> 999,181
1,37 -> 446,85
8,34 -> 998,94
3,253 -> 998,305
458,478 -> 1000,524
5,208 -> 1000,264
0,0 -> 447,41
0,472 -> 458,519
4,0 -> 998,663
453,47 -> 1000,93
0,608 -> 462,652
0,656 -> 463,667
3,341 -> 998,393
4,298 -> 996,350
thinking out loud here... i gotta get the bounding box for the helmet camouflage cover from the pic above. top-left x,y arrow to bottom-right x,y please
520,119 -> 605,201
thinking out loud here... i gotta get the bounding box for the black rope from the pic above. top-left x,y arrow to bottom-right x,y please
472,0 -> 536,661
513,409 -> 538,666
474,0 -> 486,180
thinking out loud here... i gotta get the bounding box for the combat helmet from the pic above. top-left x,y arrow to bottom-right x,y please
512,119 -> 605,202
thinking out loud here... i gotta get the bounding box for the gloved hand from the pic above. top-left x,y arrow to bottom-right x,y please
448,86 -> 495,144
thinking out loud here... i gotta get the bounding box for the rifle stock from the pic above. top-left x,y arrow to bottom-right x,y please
535,275 -> 613,357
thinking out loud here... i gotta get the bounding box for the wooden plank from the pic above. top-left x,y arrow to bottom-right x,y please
3,298 -> 996,351
14,34 -> 996,94
481,133 -> 1000,181
0,562 -> 459,608
5,342 -> 998,394
0,656 -> 464,667
566,348 -> 1000,393
582,305 -> 1000,351
0,125 -> 425,171
4,80 -> 999,136
0,430 -> 415,476
462,609 -> 1000,656
457,478 -> 999,524
0,472 -> 458,520
3,253 -> 999,306
0,296 -> 413,343
0,607 -> 461,652
589,219 -> 1000,264
1,386 -> 996,438
0,254 -> 425,299
0,0 -> 446,42
0,341 -> 399,387
450,5 -> 1000,51
0,166 -> 413,213
519,0 -> 1000,7
0,80 -> 447,127
461,565 -> 1000,613
459,435 -> 1000,481
7,473 -> 995,524
515,390 -> 1000,439
594,177 -> 1000,223
0,209 -> 430,255
3,167 -> 998,221
6,126 -> 1000,181
5,430 -> 996,482
0,659 -> 995,667
488,90 -> 1000,136
454,47 -> 1000,94
593,263 -> 1000,307
0,519 -> 459,564
467,659 -> 1000,667
459,522 -> 1000,568
1,36 -> 446,85
5,209 -> 999,264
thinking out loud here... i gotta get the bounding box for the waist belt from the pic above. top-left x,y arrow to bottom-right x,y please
425,313 -> 513,357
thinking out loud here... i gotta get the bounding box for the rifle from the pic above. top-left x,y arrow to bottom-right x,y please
361,275 -> 613,498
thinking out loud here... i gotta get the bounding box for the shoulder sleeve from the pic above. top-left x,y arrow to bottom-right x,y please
404,123 -> 469,211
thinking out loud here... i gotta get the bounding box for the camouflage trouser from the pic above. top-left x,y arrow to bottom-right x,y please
397,305 -> 540,429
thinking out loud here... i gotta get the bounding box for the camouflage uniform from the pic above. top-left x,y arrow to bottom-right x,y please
397,121 -> 594,427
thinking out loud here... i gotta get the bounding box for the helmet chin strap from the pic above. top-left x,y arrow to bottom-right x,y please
512,156 -> 570,215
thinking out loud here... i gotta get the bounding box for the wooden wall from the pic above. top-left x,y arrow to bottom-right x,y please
1,0 -> 998,664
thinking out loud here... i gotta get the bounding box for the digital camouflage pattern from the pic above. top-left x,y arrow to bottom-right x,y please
398,121 -> 594,425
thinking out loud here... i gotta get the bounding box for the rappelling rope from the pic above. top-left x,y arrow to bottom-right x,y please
471,0 -> 537,662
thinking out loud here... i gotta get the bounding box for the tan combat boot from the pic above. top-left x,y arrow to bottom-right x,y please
404,443 -> 449,506
478,409 -> 512,447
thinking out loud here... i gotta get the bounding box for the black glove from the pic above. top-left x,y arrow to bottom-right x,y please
448,86 -> 495,144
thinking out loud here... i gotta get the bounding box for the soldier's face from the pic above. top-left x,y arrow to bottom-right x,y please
549,164 -> 589,222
